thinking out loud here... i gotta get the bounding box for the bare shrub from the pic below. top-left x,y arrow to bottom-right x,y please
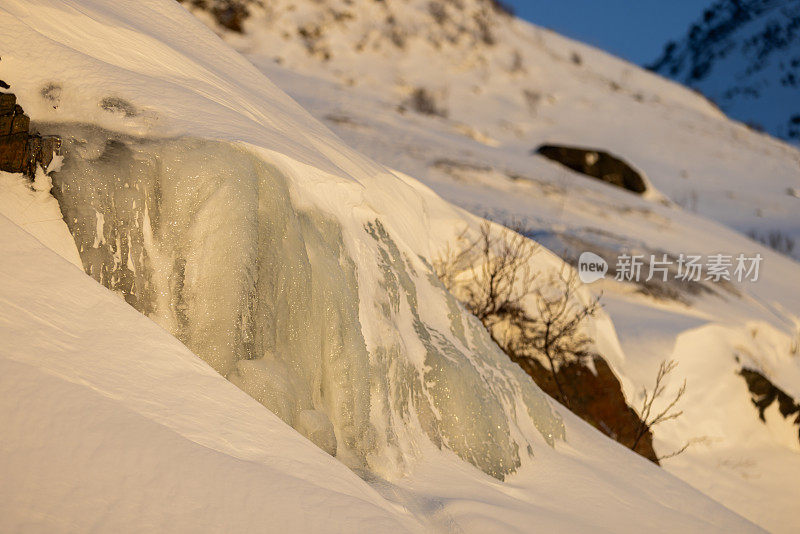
428,1 -> 448,25
488,0 -> 515,17
435,222 -> 536,324
511,268 -> 600,407
632,359 -> 691,459
435,222 -> 599,407
523,89 -> 541,114
675,189 -> 698,212
298,24 -> 331,61
386,23 -> 407,49
407,88 -> 448,117
474,13 -> 496,45
510,49 -> 526,74
436,222 -> 688,462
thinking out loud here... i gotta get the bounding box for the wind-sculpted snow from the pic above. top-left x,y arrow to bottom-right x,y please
46,124 -> 564,479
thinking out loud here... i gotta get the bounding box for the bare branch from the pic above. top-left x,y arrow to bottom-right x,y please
657,436 -> 707,461
436,222 -> 690,464
632,360 -> 687,451
434,221 -> 600,407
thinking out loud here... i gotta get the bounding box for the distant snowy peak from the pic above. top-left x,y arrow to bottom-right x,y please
649,0 -> 800,141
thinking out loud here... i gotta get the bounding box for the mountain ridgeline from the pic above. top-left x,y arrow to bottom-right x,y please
649,0 -> 800,142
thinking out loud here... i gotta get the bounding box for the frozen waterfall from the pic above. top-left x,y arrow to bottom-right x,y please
45,124 -> 565,480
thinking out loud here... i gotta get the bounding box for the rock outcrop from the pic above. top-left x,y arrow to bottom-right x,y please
177,0 -> 254,33
0,88 -> 61,178
534,144 -> 648,195
514,354 -> 660,463
740,367 -> 800,443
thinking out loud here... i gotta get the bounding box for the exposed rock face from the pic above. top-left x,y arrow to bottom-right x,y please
0,91 -> 61,178
513,353 -> 659,463
534,144 -> 647,194
740,367 -> 800,443
0,93 -> 27,173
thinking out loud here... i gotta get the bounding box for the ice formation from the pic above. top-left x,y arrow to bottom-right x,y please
46,123 -> 564,480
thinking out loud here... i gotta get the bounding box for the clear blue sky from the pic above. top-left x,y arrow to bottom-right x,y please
506,0 -> 715,65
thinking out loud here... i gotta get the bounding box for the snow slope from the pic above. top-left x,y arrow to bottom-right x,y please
199,0 -> 800,253
0,211 -> 425,534
0,211 -> 759,533
176,0 -> 800,531
0,0 -> 771,532
254,60 -> 800,532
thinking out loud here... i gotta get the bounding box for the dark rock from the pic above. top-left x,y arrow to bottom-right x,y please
0,114 -> 12,136
0,80 -> 9,90
26,135 -> 62,174
178,0 -> 251,33
11,113 -> 30,135
212,2 -> 249,33
512,353 -> 660,463
0,90 -> 61,178
740,367 -> 800,443
0,93 -> 16,115
534,144 -> 648,194
0,132 -> 29,174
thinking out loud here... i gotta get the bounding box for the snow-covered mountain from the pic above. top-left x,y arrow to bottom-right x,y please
1,0 -> 798,532
184,0 -> 800,250
649,0 -> 800,142
179,0 -> 800,531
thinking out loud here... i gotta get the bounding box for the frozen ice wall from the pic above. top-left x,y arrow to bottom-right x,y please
46,124 -> 564,480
